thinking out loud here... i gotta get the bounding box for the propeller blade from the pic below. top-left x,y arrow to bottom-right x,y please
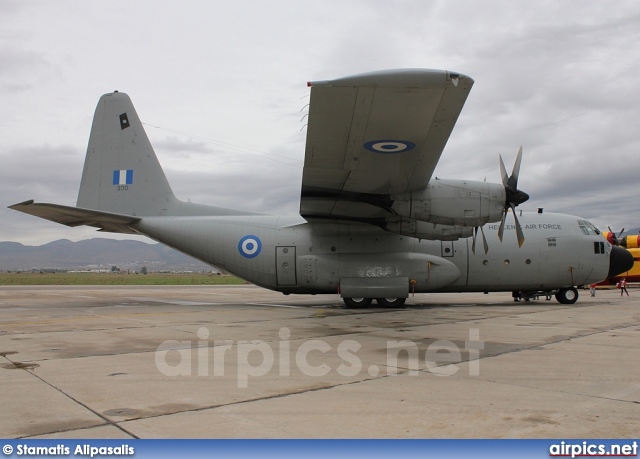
472,226 -> 489,254
480,225 -> 489,254
498,209 -> 506,242
511,203 -> 525,247
509,146 -> 523,187
472,227 -> 477,254
499,154 -> 508,187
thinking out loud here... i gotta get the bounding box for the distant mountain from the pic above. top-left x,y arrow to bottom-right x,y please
621,228 -> 640,236
0,239 -> 214,272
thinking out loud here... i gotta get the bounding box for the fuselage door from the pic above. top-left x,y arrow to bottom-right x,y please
276,246 -> 297,286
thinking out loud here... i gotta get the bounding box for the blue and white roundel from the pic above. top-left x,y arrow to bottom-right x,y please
364,140 -> 416,154
238,235 -> 262,258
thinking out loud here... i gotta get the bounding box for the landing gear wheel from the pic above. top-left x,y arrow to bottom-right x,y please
343,297 -> 372,308
376,298 -> 407,308
555,287 -> 578,304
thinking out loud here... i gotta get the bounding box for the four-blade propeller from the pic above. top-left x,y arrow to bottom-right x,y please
498,146 -> 529,247
607,226 -> 625,246
472,146 -> 530,254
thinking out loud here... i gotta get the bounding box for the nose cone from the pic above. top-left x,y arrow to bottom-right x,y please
608,246 -> 634,279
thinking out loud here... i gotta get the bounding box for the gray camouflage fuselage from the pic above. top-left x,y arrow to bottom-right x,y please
135,211 -> 609,294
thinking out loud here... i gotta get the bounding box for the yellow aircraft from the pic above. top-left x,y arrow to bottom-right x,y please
602,228 -> 640,283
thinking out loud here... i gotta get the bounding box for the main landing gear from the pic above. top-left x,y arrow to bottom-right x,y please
512,287 -> 579,304
342,298 -> 407,308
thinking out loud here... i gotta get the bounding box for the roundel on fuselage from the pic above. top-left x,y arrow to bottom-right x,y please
363,140 -> 416,154
238,235 -> 262,258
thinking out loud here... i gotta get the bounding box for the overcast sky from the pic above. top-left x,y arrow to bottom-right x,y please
2,0 -> 639,245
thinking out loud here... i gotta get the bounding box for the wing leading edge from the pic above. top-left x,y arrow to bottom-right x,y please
300,68 -> 473,221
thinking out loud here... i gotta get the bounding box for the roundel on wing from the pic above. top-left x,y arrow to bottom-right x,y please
238,235 -> 262,258
363,140 -> 416,154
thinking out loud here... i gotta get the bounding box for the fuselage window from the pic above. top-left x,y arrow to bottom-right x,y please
594,241 -> 605,254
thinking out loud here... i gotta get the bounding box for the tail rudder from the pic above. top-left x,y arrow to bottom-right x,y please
77,91 -> 179,216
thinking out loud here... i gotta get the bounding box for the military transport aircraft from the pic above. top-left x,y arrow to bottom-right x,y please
9,69 -> 633,307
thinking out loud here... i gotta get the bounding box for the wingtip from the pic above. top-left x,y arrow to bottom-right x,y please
8,199 -> 34,209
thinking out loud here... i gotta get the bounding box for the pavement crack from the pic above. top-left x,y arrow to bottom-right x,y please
16,368 -> 139,439
120,372 -> 400,424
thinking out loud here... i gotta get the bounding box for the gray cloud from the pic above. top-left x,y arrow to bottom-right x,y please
2,0 -> 640,244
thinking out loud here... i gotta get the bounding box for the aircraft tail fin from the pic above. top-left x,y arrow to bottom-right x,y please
77,92 -> 179,216
10,92 -> 259,233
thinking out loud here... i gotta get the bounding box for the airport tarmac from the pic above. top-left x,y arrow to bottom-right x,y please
0,284 -> 638,439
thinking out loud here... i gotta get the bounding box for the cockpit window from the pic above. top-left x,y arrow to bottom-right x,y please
578,220 -> 601,236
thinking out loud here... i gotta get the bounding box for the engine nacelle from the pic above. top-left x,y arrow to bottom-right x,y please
391,179 -> 505,227
386,218 -> 473,241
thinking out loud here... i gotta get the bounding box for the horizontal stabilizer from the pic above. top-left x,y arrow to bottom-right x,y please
9,200 -> 141,234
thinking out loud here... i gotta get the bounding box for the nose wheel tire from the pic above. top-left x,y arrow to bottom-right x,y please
555,287 -> 578,304
376,298 -> 407,308
343,297 -> 373,308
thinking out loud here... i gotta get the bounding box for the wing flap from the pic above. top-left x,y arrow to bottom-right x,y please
9,200 -> 141,234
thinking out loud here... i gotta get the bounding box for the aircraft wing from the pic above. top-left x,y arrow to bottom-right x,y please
300,69 -> 473,220
9,200 -> 141,234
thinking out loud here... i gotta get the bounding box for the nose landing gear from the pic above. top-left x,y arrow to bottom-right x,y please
555,287 -> 578,304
